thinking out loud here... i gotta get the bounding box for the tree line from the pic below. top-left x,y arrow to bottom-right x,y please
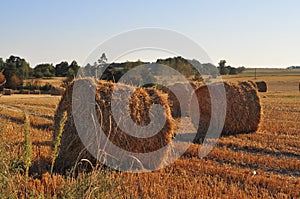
0,55 -> 80,89
0,54 -> 246,90
91,56 -> 245,83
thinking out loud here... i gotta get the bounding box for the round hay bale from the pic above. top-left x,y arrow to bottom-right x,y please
160,81 -> 204,118
3,88 -> 13,95
30,89 -> 41,94
53,79 -> 175,172
255,81 -> 267,92
50,87 -> 65,96
192,81 -> 261,143
21,89 -> 30,94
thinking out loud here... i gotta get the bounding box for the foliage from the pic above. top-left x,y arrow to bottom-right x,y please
88,56 -> 211,83
54,60 -> 80,80
157,56 -> 196,77
8,74 -> 22,89
0,55 -> 82,91
34,63 -> 55,78
0,70 -> 6,86
55,61 -> 69,77
40,83 -> 53,91
218,60 -> 246,75
67,60 -> 80,80
2,55 -> 33,89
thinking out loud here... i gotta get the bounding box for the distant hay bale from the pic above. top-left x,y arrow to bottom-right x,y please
31,90 -> 41,94
192,81 -> 261,143
50,87 -> 65,96
3,88 -> 13,95
255,81 -> 267,92
53,79 -> 175,172
21,89 -> 30,94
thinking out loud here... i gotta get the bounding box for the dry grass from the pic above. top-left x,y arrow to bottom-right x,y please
23,77 -> 66,88
0,74 -> 299,198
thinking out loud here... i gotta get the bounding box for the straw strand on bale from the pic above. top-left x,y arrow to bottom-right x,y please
192,81 -> 261,143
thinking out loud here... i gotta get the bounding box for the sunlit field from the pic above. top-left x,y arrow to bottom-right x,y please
0,74 -> 299,198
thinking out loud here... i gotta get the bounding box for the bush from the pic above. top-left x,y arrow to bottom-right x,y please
23,83 -> 39,91
0,72 -> 5,86
7,74 -> 22,89
40,83 -> 53,91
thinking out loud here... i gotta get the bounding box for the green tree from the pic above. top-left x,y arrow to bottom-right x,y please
34,63 -> 55,78
98,53 -> 108,65
3,55 -> 32,88
67,60 -> 80,79
218,60 -> 228,75
229,66 -> 238,75
237,66 -> 246,73
5,55 -> 32,79
55,61 -> 69,77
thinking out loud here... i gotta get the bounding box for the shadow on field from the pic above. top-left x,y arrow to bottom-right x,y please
29,156 -> 52,177
32,141 -> 53,147
207,154 -> 300,177
182,143 -> 300,177
0,115 -> 53,130
217,142 -> 300,160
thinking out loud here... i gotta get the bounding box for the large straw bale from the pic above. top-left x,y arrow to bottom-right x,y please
192,81 -> 261,143
53,79 -> 175,172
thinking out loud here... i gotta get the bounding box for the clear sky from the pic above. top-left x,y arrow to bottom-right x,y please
1,0 -> 300,68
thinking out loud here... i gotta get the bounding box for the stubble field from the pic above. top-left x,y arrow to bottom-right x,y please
0,74 -> 299,198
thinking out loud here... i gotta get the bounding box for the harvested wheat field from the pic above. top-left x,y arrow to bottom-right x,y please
0,75 -> 299,198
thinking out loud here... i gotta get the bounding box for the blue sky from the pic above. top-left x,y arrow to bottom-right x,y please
1,0 -> 300,68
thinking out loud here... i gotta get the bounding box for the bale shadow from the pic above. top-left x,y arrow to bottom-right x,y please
0,115 -> 53,130
218,142 -> 300,160
29,156 -> 52,177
